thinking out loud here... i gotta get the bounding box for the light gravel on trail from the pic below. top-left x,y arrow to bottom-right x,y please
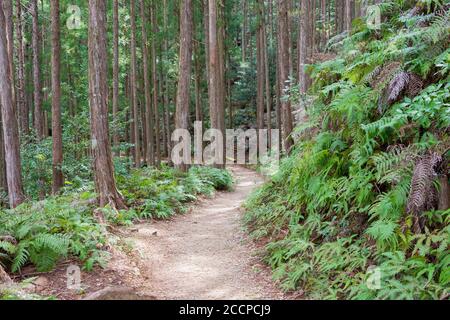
125,166 -> 286,300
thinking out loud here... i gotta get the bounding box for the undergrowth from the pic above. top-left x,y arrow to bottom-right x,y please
244,0 -> 449,300
0,165 -> 232,275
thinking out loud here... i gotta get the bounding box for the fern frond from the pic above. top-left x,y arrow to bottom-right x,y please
388,71 -> 410,104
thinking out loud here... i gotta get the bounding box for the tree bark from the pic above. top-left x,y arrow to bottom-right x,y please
130,0 -> 141,167
278,0 -> 294,154
194,38 -> 203,124
140,0 -> 155,166
256,0 -> 265,133
321,0 -> 327,50
2,0 -> 14,114
345,0 -> 352,32
31,0 -> 44,140
336,0 -> 345,34
242,0 -> 247,63
299,0 -> 313,93
163,0 -> 172,161
151,2 -> 161,166
208,0 -> 225,168
88,0 -> 126,209
15,0 -> 28,134
112,0 -> 120,156
0,4 -> 25,208
263,19 -> 271,148
175,0 -> 193,172
51,0 -> 64,194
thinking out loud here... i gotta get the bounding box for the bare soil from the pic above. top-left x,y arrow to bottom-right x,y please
17,166 -> 286,300
123,165 -> 286,299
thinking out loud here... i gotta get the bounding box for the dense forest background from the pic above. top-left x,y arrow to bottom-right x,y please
0,0 -> 448,300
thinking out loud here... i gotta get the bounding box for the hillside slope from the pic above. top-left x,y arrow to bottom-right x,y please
245,1 -> 449,300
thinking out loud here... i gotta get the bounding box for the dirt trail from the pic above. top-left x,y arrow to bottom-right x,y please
125,166 -> 285,300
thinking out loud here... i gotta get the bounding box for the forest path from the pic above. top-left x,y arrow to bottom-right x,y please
125,166 -> 285,299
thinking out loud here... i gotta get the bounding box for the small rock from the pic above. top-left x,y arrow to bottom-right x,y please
83,286 -> 156,300
32,276 -> 49,290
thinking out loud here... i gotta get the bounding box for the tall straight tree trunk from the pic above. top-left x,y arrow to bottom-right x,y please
51,0 -> 63,194
203,0 -> 210,108
217,2 -> 226,166
138,72 -> 147,160
242,0 -> 247,63
88,0 -> 125,209
311,0 -> 316,54
112,0 -> 120,155
2,1 -> 14,112
41,1 -> 49,139
175,0 -> 193,172
140,0 -> 154,166
0,4 -> 25,208
263,21 -> 271,148
321,0 -> 327,50
130,0 -> 140,167
163,0 -> 172,161
151,2 -> 161,166
0,113 -> 7,194
299,0 -> 313,93
256,0 -> 265,133
209,0 -> 225,168
158,50 -> 168,158
336,0 -> 345,34
16,0 -> 28,134
31,0 -> 44,139
194,39 -> 202,124
208,0 -> 218,134
345,0 -> 352,32
278,0 -> 294,153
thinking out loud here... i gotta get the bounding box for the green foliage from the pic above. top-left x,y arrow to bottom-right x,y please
117,165 -> 232,221
0,193 -> 107,272
0,165 -> 232,274
21,111 -> 92,199
245,1 -> 449,300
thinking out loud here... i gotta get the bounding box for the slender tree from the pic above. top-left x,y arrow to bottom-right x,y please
150,2 -> 161,166
50,0 -> 63,194
278,0 -> 294,153
88,0 -> 126,209
2,1 -> 14,112
299,0 -> 313,93
194,40 -> 202,124
140,0 -> 155,166
130,0 -> 141,167
163,0 -> 172,160
31,0 -> 44,139
242,0 -> 247,63
256,0 -> 265,133
0,3 -> 25,208
112,0 -> 120,155
208,0 -> 225,168
345,0 -> 353,32
15,0 -> 28,134
175,0 -> 193,172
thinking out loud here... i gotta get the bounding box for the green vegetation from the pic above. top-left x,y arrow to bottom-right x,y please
0,166 -> 232,273
244,2 -> 449,300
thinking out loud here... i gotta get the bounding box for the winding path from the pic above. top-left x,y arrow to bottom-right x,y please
126,166 -> 285,299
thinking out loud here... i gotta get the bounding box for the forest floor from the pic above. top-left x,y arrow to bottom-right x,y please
23,166 -> 289,300
123,166 -> 287,299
